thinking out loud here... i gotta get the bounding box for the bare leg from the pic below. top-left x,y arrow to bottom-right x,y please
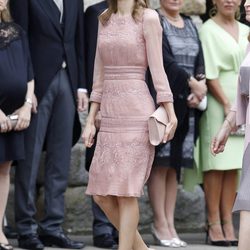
147,166 -> 172,239
94,195 -> 148,250
165,168 -> 178,238
238,211 -> 250,250
220,170 -> 238,241
204,170 -> 225,241
117,197 -> 141,250
0,161 -> 11,244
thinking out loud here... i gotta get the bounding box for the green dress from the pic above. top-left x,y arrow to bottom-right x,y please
184,19 -> 249,190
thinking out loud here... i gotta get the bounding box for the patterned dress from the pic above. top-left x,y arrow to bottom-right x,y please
86,9 -> 173,197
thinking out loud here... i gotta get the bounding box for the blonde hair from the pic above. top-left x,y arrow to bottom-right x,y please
0,3 -> 12,22
99,0 -> 148,25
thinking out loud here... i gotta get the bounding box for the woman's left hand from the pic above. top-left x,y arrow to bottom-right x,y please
211,123 -> 231,156
13,103 -> 32,131
162,117 -> 178,143
187,93 -> 200,108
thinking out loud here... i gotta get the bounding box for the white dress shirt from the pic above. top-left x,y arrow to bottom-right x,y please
53,0 -> 64,23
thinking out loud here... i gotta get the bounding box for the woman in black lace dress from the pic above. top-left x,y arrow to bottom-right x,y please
0,1 -> 35,249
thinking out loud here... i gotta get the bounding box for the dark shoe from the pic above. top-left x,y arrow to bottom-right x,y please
93,234 -> 118,249
229,240 -> 238,246
205,221 -> 230,247
3,226 -> 18,239
0,243 -> 13,250
40,232 -> 85,249
18,234 -> 44,250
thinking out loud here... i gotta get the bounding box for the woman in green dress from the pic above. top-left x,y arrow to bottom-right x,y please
195,0 -> 248,246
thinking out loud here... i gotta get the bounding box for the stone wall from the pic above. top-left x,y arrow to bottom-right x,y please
6,0 -> 207,235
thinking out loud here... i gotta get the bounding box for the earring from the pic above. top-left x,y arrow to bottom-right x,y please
209,4 -> 217,18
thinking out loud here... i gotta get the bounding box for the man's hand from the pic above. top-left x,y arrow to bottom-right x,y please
77,90 -> 89,112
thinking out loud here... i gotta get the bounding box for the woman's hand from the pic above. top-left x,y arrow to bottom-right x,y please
211,122 -> 231,156
187,93 -> 200,108
188,76 -> 207,101
162,116 -> 178,143
223,102 -> 231,116
82,122 -> 96,148
0,109 -> 12,133
13,103 -> 32,131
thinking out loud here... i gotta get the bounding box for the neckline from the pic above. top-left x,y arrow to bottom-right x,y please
210,19 -> 240,44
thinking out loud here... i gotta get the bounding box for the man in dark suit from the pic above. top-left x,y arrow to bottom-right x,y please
10,1 -> 88,249
85,1 -> 118,249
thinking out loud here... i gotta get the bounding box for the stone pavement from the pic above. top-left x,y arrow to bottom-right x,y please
10,233 -> 237,250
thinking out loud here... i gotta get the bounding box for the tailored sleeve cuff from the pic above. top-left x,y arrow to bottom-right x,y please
90,91 -> 102,103
157,93 -> 173,104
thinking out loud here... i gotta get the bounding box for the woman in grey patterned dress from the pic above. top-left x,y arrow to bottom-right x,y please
147,0 -> 206,247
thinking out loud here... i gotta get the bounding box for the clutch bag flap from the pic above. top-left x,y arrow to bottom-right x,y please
148,106 -> 169,146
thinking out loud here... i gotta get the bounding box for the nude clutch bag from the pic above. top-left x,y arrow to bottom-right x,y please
148,106 -> 169,146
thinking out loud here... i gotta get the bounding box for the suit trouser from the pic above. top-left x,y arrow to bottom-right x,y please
92,199 -> 117,237
15,69 -> 75,235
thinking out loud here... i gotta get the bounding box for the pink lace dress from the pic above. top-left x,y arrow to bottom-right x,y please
86,9 -> 173,197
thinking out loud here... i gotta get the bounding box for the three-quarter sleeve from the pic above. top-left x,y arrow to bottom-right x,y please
89,22 -> 104,104
21,30 -> 34,82
143,9 -> 173,104
199,23 -> 221,80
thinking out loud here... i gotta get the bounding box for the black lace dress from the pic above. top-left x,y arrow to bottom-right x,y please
0,22 -> 33,163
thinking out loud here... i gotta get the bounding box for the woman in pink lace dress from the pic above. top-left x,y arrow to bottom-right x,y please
83,0 -> 177,249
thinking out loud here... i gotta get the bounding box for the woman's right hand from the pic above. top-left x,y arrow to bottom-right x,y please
189,76 -> 207,101
211,122 -> 231,156
0,109 -> 12,133
82,122 -> 96,148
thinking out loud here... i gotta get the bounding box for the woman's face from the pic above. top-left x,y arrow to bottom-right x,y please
0,0 -> 7,12
244,0 -> 250,22
160,0 -> 184,13
213,0 -> 241,18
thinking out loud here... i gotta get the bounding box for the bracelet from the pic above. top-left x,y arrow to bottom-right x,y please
225,118 -> 233,130
25,98 -> 33,106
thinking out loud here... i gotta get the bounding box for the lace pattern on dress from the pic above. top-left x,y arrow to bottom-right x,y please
0,22 -> 21,49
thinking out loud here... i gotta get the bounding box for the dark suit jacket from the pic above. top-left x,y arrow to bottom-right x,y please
84,1 -> 107,170
10,0 -> 85,145
10,0 -> 86,103
85,1 -> 108,93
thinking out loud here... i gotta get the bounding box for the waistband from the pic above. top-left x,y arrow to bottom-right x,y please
100,116 -> 148,133
104,66 -> 146,81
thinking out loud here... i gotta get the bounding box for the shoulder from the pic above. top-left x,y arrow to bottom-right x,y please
238,21 -> 250,35
200,19 -> 214,32
199,19 -> 217,38
85,1 -> 107,15
143,8 -> 160,22
143,8 -> 161,30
